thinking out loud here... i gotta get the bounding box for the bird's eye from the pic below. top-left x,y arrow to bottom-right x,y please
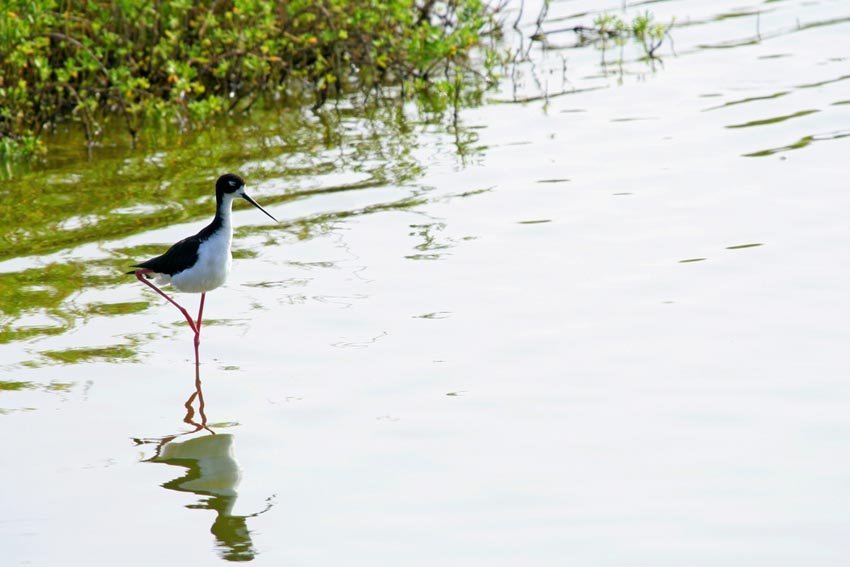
228,180 -> 237,187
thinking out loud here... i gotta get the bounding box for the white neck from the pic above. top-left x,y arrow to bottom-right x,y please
217,193 -> 237,229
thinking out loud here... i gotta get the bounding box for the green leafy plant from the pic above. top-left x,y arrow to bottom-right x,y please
628,11 -> 671,58
531,10 -> 673,60
0,0 -> 500,156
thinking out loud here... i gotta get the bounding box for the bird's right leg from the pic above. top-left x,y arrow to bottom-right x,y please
195,293 -> 206,342
192,293 -> 205,363
135,269 -> 198,334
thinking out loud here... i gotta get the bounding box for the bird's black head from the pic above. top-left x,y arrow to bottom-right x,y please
213,172 -> 279,223
216,173 -> 245,196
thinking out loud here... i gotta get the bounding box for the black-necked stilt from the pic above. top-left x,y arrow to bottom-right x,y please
129,173 -> 277,359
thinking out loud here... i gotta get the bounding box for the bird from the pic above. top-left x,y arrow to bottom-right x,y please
129,173 -> 278,360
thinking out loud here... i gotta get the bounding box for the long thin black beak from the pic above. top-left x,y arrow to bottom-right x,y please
242,192 -> 279,223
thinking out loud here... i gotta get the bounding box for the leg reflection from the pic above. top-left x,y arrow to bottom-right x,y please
135,363 -> 273,562
182,362 -> 212,435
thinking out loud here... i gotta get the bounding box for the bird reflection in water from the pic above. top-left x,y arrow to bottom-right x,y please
134,364 -> 274,562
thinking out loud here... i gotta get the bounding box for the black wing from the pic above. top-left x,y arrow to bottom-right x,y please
129,234 -> 202,276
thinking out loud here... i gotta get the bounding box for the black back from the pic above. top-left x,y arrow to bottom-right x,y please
130,231 -> 206,276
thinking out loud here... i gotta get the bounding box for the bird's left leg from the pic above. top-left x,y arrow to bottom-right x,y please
135,270 -> 198,334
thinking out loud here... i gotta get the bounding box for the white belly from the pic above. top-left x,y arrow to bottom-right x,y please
171,231 -> 232,293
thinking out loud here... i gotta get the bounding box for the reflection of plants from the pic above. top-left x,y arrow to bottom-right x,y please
0,98 -> 483,355
40,345 -> 137,364
0,379 -> 77,415
0,105 -> 423,258
0,259 -> 128,351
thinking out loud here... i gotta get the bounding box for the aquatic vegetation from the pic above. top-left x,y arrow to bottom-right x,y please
530,10 -> 673,59
0,0 -> 500,155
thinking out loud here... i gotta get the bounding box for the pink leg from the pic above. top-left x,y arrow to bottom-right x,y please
135,270 -> 198,334
193,293 -> 206,360
196,292 -> 206,336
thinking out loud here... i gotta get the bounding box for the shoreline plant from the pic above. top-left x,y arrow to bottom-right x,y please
0,0 -> 500,156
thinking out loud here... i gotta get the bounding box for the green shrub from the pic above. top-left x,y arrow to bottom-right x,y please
0,0 -> 498,155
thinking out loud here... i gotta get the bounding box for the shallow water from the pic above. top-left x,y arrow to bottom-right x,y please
3,0 -> 850,564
